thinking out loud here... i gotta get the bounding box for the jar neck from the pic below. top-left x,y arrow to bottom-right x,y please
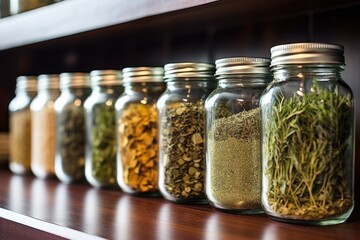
61,87 -> 92,96
166,80 -> 217,90
123,82 -> 165,94
93,85 -> 123,94
16,89 -> 37,99
272,64 -> 344,82
218,75 -> 271,88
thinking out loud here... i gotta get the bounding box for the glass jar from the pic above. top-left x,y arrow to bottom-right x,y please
84,70 -> 123,187
260,43 -> 354,225
30,74 -> 60,179
55,73 -> 91,183
10,0 -> 61,15
205,57 -> 271,213
9,76 -> 37,174
116,67 -> 165,195
157,62 -> 217,203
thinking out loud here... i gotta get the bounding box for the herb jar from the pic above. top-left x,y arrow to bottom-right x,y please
55,73 -> 91,183
205,57 -> 271,213
116,67 -> 165,195
157,62 -> 217,203
10,0 -> 61,15
260,43 -> 354,225
84,70 -> 123,188
30,74 -> 60,179
9,76 -> 37,174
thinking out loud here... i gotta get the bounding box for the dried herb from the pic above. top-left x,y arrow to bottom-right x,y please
57,104 -> 86,181
90,104 -> 117,185
31,106 -> 56,177
263,80 -> 353,220
118,103 -> 159,193
207,108 -> 261,210
9,109 -> 32,172
160,100 -> 205,200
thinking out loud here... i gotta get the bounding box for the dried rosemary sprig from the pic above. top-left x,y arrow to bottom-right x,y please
263,80 -> 353,220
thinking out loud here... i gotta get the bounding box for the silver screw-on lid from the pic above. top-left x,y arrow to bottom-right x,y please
90,70 -> 122,86
15,76 -> 37,93
164,62 -> 216,81
270,42 -> 345,67
122,67 -> 164,83
59,72 -> 90,90
215,57 -> 271,76
37,74 -> 60,90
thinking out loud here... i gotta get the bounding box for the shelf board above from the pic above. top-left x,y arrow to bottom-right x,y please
1,0 -> 359,52
0,0 -> 216,50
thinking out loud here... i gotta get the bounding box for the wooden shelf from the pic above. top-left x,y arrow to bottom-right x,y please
1,0 -> 359,51
0,168 -> 359,239
0,0 -> 218,50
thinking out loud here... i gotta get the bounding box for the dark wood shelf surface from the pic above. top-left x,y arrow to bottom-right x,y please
0,168 -> 359,239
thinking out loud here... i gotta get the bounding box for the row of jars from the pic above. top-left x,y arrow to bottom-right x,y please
9,42 -> 355,225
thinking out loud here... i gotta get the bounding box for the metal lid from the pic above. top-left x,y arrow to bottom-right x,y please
15,76 -> 37,93
122,67 -> 164,83
37,74 -> 60,90
59,72 -> 90,89
90,70 -> 122,86
164,62 -> 216,81
270,42 -> 345,67
215,57 -> 271,76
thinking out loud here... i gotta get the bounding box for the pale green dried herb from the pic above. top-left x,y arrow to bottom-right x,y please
208,108 -> 261,210
91,104 -> 117,185
263,80 -> 353,220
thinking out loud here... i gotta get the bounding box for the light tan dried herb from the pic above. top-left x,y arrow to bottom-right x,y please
160,100 -> 206,200
9,109 -> 32,172
118,103 -> 159,193
31,106 -> 56,177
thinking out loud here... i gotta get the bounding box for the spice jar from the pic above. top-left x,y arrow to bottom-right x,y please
260,43 -> 354,225
30,74 -> 60,179
54,73 -> 91,183
157,62 -> 216,203
116,67 -> 165,195
9,76 -> 37,174
84,70 -> 123,187
205,57 -> 271,213
10,0 -> 61,15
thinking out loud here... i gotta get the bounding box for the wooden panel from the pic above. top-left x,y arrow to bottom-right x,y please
0,169 -> 359,239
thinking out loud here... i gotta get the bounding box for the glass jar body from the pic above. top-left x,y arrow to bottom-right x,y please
205,76 -> 267,213
116,82 -> 165,195
84,85 -> 123,187
30,89 -> 60,179
55,87 -> 91,183
260,65 -> 354,225
157,80 -> 217,203
9,90 -> 36,174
